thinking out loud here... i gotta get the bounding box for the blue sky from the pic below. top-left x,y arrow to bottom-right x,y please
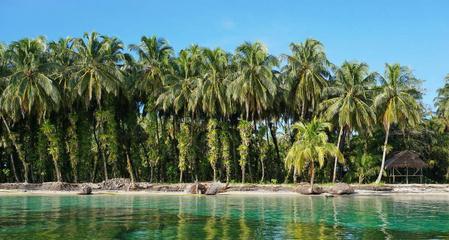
1,0 -> 448,108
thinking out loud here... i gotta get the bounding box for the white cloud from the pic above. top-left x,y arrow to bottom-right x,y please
221,19 -> 235,30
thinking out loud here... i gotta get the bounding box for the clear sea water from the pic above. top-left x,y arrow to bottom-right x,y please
0,193 -> 448,239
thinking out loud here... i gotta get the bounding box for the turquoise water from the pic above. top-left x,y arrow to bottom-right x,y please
1,194 -> 449,239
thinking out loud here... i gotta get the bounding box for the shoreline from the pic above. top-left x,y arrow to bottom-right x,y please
1,182 -> 449,196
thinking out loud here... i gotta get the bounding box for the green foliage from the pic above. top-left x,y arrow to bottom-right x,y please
177,122 -> 191,182
207,119 -> 220,181
238,120 -> 252,183
1,33 -> 447,185
220,125 -> 232,182
40,120 -> 63,182
285,118 -> 343,186
95,109 -> 119,175
66,114 -> 79,182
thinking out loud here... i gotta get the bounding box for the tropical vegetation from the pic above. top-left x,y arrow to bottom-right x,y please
0,34 -> 448,185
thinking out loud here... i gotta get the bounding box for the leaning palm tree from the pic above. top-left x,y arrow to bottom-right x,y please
228,42 -> 278,120
285,118 -> 343,190
320,62 -> 376,182
373,64 -> 422,183
0,37 -> 61,183
282,39 -> 331,119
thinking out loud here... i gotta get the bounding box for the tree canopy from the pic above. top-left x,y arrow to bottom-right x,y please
1,33 -> 448,185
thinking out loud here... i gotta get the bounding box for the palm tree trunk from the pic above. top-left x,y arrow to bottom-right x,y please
268,120 -> 281,164
2,116 -> 28,183
10,153 -> 19,182
310,161 -> 315,191
53,159 -> 62,182
125,149 -> 135,189
241,166 -> 245,184
260,159 -> 265,183
376,125 -> 390,183
332,127 -> 344,183
293,167 -> 298,183
213,167 -> 217,182
91,155 -> 98,182
102,151 -> 108,181
179,170 -> 183,183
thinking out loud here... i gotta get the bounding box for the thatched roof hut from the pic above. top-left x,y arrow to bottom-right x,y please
385,151 -> 428,169
385,150 -> 428,183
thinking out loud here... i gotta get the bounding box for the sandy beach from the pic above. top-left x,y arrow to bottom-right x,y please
1,182 -> 448,196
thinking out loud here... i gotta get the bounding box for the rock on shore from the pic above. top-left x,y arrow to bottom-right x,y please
295,184 -> 324,195
327,183 -> 354,195
79,184 -> 92,195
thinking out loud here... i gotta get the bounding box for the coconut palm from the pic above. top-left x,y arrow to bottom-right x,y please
196,48 -> 232,117
0,37 -> 61,183
285,118 -> 343,190
129,36 -> 173,99
49,37 -> 78,106
282,39 -> 331,119
228,42 -> 278,120
435,74 -> 449,118
157,46 -> 202,115
0,43 -> 9,78
1,37 -> 61,119
320,62 -> 376,182
72,32 -> 124,106
373,63 -> 422,183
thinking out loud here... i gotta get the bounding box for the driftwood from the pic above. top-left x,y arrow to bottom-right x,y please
184,182 -> 207,194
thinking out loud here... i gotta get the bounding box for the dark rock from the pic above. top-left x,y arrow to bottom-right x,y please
79,184 -> 92,195
327,183 -> 354,195
205,182 -> 228,195
184,182 -> 207,194
295,185 -> 323,195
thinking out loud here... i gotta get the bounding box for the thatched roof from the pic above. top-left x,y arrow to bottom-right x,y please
385,150 -> 428,169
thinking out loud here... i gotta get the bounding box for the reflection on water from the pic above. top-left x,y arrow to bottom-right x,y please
1,194 -> 449,239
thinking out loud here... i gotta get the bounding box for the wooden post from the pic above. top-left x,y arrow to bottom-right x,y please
393,168 -> 395,183
406,167 -> 409,184
420,168 -> 423,184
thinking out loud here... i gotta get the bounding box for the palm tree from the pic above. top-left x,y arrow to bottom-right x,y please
435,74 -> 449,118
285,118 -> 343,190
373,64 -> 421,183
0,37 -> 61,183
196,48 -> 231,117
1,37 -> 61,119
129,36 -> 173,99
72,32 -> 124,106
320,62 -> 376,182
72,32 -> 124,181
282,39 -> 331,119
157,46 -> 203,115
228,42 -> 278,120
0,43 -> 9,78
48,37 -> 78,105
